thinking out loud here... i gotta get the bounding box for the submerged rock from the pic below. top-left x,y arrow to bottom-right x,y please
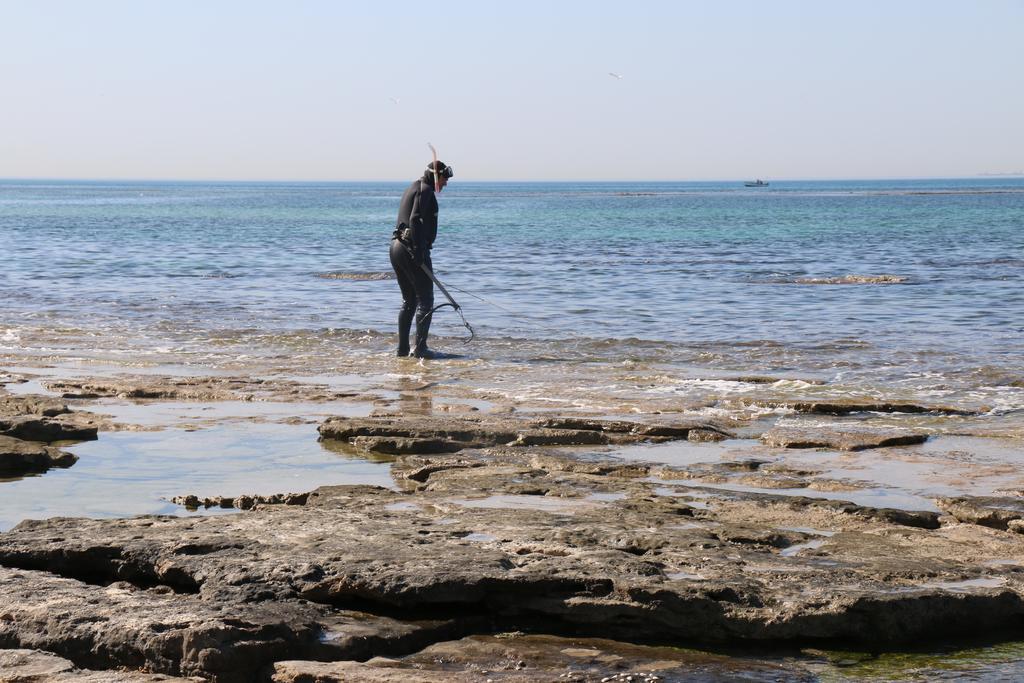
316,271 -> 395,281
273,632 -> 813,682
792,274 -> 908,285
750,399 -> 976,416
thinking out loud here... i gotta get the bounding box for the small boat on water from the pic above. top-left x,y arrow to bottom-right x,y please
744,179 -> 769,187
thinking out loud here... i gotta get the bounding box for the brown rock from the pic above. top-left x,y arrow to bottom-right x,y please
0,565 -> 461,683
936,496 -> 1024,530
0,648 -> 198,681
319,415 -> 732,456
761,426 -> 928,451
0,394 -> 70,417
750,399 -> 975,416
0,415 -> 98,443
0,435 -> 77,475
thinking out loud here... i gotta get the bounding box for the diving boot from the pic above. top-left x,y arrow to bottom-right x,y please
409,345 -> 438,359
411,310 -> 433,358
397,306 -> 413,357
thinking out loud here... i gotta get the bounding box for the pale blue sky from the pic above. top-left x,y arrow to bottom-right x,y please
2,1 -> 1021,180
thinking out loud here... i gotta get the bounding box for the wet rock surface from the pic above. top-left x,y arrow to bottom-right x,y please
937,495 -> 1024,531
0,393 -> 100,443
0,393 -> 96,475
0,648 -> 198,681
0,394 -> 71,418
319,415 -> 733,455
746,399 -> 978,416
272,633 -> 814,682
2,438 -> 1024,680
0,563 -> 464,683
2,374 -> 1024,681
0,435 -> 78,475
761,425 -> 929,451
170,491 -> 310,511
41,376 -> 362,404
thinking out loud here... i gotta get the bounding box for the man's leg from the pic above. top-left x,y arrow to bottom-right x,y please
411,255 -> 435,358
389,240 -> 417,356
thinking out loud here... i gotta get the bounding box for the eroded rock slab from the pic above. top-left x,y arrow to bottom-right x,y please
274,632 -> 811,682
0,415 -> 98,443
761,425 -> 928,451
42,376 -> 360,403
0,394 -> 71,418
4,430 -> 1024,679
0,648 -> 197,681
319,415 -> 732,455
3,470 -> 1023,664
0,435 -> 78,475
0,565 -> 462,683
937,496 -> 1024,531
0,394 -> 100,443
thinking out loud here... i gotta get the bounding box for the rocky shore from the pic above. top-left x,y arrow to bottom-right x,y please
0,394 -> 98,476
2,370 -> 1024,681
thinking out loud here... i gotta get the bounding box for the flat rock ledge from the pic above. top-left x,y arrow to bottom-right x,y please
761,426 -> 929,451
0,648 -> 198,681
318,415 -> 732,455
0,393 -> 99,443
3,438 -> 1024,681
41,376 -> 361,403
0,435 -> 78,476
937,496 -> 1024,532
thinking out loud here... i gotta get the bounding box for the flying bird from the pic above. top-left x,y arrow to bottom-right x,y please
389,97 -> 401,105
608,72 -> 623,80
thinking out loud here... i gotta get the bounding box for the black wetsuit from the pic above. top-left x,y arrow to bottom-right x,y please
389,173 -> 439,357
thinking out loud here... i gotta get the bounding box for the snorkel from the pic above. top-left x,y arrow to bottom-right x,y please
428,142 -> 441,193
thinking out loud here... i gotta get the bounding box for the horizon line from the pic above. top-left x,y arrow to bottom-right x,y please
2,174 -> 1022,184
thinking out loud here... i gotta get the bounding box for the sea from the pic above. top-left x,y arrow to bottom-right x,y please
2,177 -> 1024,679
2,178 -> 1023,402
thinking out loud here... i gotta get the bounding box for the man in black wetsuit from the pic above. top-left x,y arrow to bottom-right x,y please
389,160 -> 454,358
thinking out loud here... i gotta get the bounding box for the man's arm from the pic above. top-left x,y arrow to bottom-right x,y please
408,186 -> 429,263
426,191 -> 439,249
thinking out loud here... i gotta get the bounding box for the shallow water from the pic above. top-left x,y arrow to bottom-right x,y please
0,420 -> 394,532
90,396 -> 370,428
369,631 -> 1024,682
2,178 -> 1023,414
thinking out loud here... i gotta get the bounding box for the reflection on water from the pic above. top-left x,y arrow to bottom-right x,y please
804,638 -> 1024,682
0,422 -> 394,532
659,478 -> 940,513
371,631 -> 1024,682
92,397 -> 372,428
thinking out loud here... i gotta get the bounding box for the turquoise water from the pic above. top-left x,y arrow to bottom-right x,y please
3,179 -> 1024,676
2,178 -> 1023,396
